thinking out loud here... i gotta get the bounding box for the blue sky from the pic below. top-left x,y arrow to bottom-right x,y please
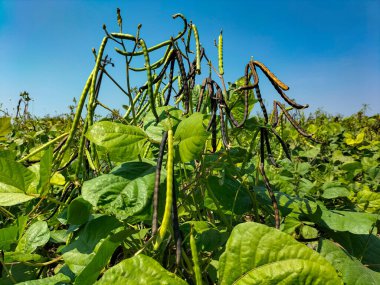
0,0 -> 379,117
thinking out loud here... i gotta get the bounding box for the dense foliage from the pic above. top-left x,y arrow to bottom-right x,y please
0,10 -> 379,284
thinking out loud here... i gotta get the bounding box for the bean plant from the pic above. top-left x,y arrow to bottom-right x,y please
0,9 -> 379,284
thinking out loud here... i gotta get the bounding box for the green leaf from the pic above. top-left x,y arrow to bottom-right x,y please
67,197 -> 92,225
0,117 -> 11,140
322,182 -> 350,199
219,222 -> 342,285
300,225 -> 319,239
341,161 -> 362,175
235,260 -> 342,285
294,162 -> 311,176
0,216 -> 29,250
0,158 -> 36,206
26,163 -> 40,195
4,252 -> 45,263
298,146 -> 320,158
319,239 -> 380,284
50,172 -> 66,186
175,112 -> 209,162
50,230 -> 70,244
85,121 -> 148,162
345,132 -> 365,146
205,176 -> 252,215
356,190 -> 380,213
313,206 -> 378,234
180,221 -> 228,252
15,221 -> 50,253
281,215 -> 302,236
95,254 -> 188,285
37,147 -> 53,195
0,224 -> 19,251
143,106 -> 183,142
0,149 -> 16,160
254,187 -> 318,217
62,215 -> 122,275
16,273 -> 71,284
329,231 -> 380,272
74,229 -> 133,285
82,160 -> 160,221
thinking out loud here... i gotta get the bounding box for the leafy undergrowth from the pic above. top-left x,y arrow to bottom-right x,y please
1,9 -> 379,285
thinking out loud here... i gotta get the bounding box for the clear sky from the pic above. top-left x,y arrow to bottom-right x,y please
0,0 -> 379,117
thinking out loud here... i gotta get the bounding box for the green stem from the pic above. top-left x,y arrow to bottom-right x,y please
140,38 -> 159,122
0,206 -> 15,219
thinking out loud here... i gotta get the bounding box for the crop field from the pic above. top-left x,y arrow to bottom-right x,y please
0,10 -> 379,284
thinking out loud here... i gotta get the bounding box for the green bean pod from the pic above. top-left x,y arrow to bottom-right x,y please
154,129 -> 174,250
152,132 -> 168,235
218,30 -> 224,75
190,226 -> 202,285
110,33 -> 136,41
191,24 -> 201,74
140,38 -> 159,122
88,37 -> 108,126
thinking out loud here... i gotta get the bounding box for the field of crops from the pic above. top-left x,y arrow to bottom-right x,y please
1,11 -> 379,285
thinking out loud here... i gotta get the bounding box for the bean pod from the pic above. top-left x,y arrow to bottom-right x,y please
191,24 -> 201,74
154,129 -> 174,250
218,30 -> 224,75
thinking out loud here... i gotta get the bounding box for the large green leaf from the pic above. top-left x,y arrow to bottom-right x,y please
82,160 -> 160,220
62,215 -> 122,275
74,229 -> 133,285
95,254 -> 188,285
329,231 -> 380,272
313,206 -> 378,234
218,222 -> 342,285
143,106 -> 183,142
319,239 -> 380,284
15,221 -> 50,253
0,158 -> 36,206
175,112 -> 209,162
85,121 -> 148,162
